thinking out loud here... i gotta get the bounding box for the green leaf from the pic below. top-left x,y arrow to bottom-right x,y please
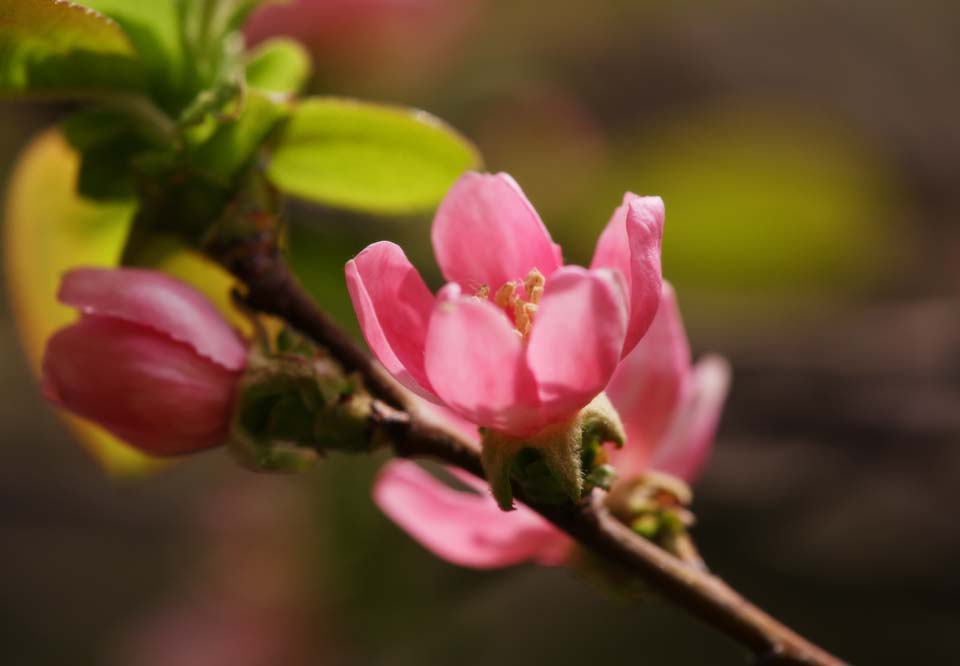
246,38 -> 311,96
265,97 -> 481,214
80,1 -> 284,113
188,90 -> 290,182
0,0 -> 143,95
78,0 -> 186,108
215,0 -> 284,35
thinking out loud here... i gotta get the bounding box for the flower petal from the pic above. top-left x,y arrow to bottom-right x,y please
590,194 -> 664,356
651,355 -> 731,483
345,241 -> 436,397
431,172 -> 561,291
526,266 -> 628,425
373,460 -> 569,569
43,316 -> 239,456
423,284 -> 541,434
58,267 -> 247,371
606,282 -> 690,477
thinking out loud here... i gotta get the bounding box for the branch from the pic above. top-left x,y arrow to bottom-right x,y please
211,235 -> 848,666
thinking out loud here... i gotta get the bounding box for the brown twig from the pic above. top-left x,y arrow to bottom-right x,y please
211,236 -> 848,666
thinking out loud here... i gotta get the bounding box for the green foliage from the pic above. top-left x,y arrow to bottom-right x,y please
246,38 -> 312,95
78,0 -> 183,105
77,0 -> 271,112
187,91 -> 290,182
63,106 -> 155,200
6,0 -> 478,221
0,0 -> 144,95
266,97 -> 482,214
4,0 -> 482,477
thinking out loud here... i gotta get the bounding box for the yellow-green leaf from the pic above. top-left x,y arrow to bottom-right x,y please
0,0 -> 143,95
266,97 -> 481,214
3,129 -> 149,473
246,38 -> 311,96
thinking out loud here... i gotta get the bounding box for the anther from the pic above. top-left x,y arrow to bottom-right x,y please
494,282 -> 516,309
524,268 -> 545,304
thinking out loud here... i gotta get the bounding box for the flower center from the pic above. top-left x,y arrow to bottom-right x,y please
474,268 -> 545,340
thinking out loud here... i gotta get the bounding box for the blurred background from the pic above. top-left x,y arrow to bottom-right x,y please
1,0 -> 959,663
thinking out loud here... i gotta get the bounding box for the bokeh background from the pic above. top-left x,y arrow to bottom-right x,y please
2,0 -> 959,664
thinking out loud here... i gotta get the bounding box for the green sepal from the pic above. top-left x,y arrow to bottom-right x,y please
580,393 -> 626,450
479,392 -> 626,511
480,439 -> 517,511
482,424 -> 582,511
538,423 -> 584,504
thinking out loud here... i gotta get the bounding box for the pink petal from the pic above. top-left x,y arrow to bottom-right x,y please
58,267 -> 247,371
424,284 -> 541,434
651,355 -> 731,483
606,283 -> 691,477
43,316 -> 240,456
345,241 -> 437,398
590,194 -> 665,357
431,172 -> 562,292
413,399 -> 483,446
526,266 -> 628,425
373,460 -> 570,569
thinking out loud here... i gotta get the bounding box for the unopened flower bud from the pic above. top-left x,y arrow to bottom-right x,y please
42,268 -> 248,456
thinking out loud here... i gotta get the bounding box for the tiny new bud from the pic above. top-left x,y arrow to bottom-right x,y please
41,268 -> 248,456
227,330 -> 375,472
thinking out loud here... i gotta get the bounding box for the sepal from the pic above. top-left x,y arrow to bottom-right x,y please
480,392 -> 626,511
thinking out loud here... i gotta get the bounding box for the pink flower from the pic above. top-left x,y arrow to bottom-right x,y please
42,268 -> 247,456
346,171 -> 665,437
373,283 -> 730,569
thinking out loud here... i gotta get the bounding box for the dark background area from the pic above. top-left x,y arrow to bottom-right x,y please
1,1 -> 958,664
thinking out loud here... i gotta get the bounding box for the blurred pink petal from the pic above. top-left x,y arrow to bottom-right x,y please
58,267 -> 246,371
374,460 -> 570,569
245,0 -> 484,87
345,241 -> 436,398
650,355 -> 732,483
431,172 -> 562,291
527,266 -> 628,423
606,283 -> 691,477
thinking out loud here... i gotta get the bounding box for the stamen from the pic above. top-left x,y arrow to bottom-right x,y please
474,284 -> 490,300
524,268 -> 545,304
514,301 -> 537,338
494,282 -> 516,309
493,269 -> 547,341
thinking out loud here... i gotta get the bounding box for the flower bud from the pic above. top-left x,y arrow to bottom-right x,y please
42,268 -> 248,456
